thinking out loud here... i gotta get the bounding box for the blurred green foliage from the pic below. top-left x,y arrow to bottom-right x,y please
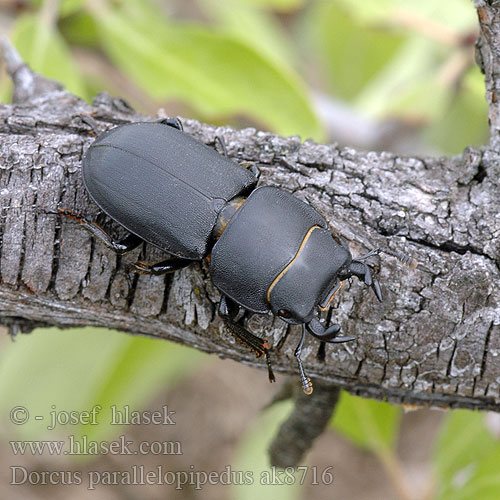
232,401 -> 301,500
0,328 -> 206,444
433,410 -> 500,499
1,0 -> 488,150
0,1 -> 496,498
12,13 -> 86,97
91,0 -> 321,138
331,391 -> 401,452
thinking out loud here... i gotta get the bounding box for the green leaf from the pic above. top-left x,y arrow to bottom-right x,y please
335,0 -> 475,31
433,409 -> 497,486
89,0 -> 321,139
232,401 -> 302,500
59,11 -> 99,48
355,36 -> 447,118
198,0 -> 296,68
436,445 -> 500,500
421,66 -> 489,154
29,0 -> 85,17
330,391 -> 401,452
0,78 -> 13,104
11,13 -> 86,98
307,0 -> 479,132
59,0 -> 86,17
220,0 -> 306,12
306,2 -> 404,102
0,327 -> 205,445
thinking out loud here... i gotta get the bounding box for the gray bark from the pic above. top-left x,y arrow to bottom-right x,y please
1,1 -> 500,412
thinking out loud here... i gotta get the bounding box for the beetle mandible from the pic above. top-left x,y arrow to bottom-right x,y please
53,118 -> 416,394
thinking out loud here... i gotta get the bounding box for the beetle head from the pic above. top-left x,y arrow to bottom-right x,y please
268,227 -> 352,326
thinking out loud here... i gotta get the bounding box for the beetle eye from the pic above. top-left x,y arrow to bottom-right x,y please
278,309 -> 292,319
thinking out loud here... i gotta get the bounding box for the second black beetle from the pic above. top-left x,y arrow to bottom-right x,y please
60,118 -> 415,394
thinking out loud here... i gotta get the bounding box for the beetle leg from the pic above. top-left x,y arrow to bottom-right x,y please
129,258 -> 193,275
248,163 -> 261,180
42,209 -> 143,254
238,161 -> 261,182
213,136 -> 260,181
214,136 -> 228,157
295,325 -> 313,395
78,114 -> 101,136
317,341 -> 326,361
233,306 -> 246,323
157,117 -> 183,131
218,296 -> 276,383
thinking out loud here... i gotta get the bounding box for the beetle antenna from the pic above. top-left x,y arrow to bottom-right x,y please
357,247 -> 418,269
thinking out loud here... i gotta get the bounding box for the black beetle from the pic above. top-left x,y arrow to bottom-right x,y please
54,118 -> 415,394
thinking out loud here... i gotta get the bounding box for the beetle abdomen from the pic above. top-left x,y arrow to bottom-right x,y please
210,186 -> 328,312
82,122 -> 257,259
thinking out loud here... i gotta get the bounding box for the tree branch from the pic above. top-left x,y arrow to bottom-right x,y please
1,7 -> 499,413
476,0 -> 500,146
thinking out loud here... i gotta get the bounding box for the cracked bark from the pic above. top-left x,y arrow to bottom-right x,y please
1,2 -> 500,413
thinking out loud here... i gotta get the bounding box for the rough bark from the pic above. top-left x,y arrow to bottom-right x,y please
1,2 -> 500,412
